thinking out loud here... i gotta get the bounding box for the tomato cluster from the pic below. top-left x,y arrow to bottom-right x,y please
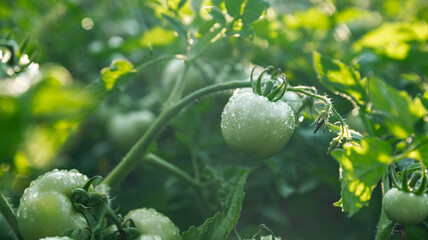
16,169 -> 180,240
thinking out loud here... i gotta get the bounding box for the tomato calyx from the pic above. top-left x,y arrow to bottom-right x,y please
389,164 -> 427,195
68,176 -> 140,240
250,67 -> 287,102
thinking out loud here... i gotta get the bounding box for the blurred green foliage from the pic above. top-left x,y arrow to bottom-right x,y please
1,0 -> 428,239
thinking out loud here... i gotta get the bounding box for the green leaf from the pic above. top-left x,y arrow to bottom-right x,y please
331,137 -> 392,216
238,25 -> 255,40
313,51 -> 366,106
206,6 -> 226,26
265,159 -> 295,198
225,0 -> 244,18
182,167 -> 251,240
369,76 -> 426,139
242,0 -> 269,26
353,22 -> 428,60
100,59 -> 136,91
0,192 -> 22,240
419,91 -> 428,110
162,14 -> 188,40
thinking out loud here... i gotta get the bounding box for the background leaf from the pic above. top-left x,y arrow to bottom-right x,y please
225,0 -> 244,18
369,76 -> 426,139
206,6 -> 227,26
313,51 -> 366,105
242,0 -> 270,26
182,167 -> 251,240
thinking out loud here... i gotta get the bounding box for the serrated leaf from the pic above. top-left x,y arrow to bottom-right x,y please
161,14 -> 188,40
206,6 -> 226,26
369,76 -> 426,139
225,0 -> 244,18
242,0 -> 270,26
100,59 -> 136,91
331,137 -> 392,216
182,167 -> 251,240
313,51 -> 366,105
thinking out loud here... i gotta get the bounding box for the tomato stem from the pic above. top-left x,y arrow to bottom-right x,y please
103,80 -> 252,187
288,86 -> 350,149
375,176 -> 395,240
144,153 -> 201,189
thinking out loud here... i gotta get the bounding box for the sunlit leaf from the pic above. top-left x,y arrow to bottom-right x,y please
369,76 -> 426,139
313,51 -> 366,105
101,59 -> 136,91
140,26 -> 176,47
331,137 -> 392,216
354,22 -> 428,59
407,138 -> 428,167
182,167 -> 251,239
241,0 -> 269,26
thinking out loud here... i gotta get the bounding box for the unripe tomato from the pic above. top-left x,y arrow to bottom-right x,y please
281,91 -> 303,113
162,59 -> 213,94
17,169 -> 89,240
383,188 -> 428,225
221,91 -> 295,159
107,110 -> 155,150
125,208 -> 181,240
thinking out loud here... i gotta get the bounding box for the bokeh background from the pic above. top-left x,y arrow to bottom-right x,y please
1,0 -> 428,239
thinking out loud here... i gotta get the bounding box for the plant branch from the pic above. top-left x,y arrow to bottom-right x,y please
103,80 -> 252,187
143,153 -> 201,189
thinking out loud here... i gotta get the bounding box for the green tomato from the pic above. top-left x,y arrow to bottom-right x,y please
162,59 -> 213,94
125,208 -> 181,240
17,169 -> 89,240
107,110 -> 155,150
383,188 -> 428,225
281,91 -> 303,113
221,91 -> 295,159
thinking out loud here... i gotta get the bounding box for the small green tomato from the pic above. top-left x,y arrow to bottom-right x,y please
125,208 -> 181,240
383,188 -> 428,225
16,169 -> 89,240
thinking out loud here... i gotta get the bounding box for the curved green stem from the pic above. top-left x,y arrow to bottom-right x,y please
143,153 -> 201,189
134,55 -> 178,73
375,220 -> 395,240
143,153 -> 212,217
103,80 -> 252,187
